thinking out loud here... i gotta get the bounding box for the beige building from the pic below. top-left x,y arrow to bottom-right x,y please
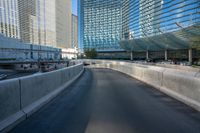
0,0 -> 20,39
56,0 -> 71,49
18,0 -> 56,46
71,14 -> 78,48
17,0 -> 71,48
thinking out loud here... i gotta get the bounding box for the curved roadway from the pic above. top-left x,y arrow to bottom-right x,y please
9,68 -> 200,133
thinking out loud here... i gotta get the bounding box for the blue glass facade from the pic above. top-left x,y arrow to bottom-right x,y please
122,0 -> 200,39
79,0 -> 200,53
79,0 -> 122,51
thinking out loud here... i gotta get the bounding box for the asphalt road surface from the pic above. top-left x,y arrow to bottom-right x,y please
9,68 -> 200,133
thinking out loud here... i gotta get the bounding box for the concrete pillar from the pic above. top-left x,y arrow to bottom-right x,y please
165,50 -> 168,61
146,50 -> 149,60
130,51 -> 134,61
189,49 -> 192,65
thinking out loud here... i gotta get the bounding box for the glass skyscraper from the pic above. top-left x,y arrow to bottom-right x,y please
122,0 -> 200,40
79,0 -> 122,51
18,0 -> 71,48
120,0 -> 200,62
79,0 -> 199,61
1,0 -> 71,48
0,0 -> 20,39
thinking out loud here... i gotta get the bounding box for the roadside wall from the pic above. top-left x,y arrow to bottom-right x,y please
0,63 -> 83,133
85,60 -> 200,112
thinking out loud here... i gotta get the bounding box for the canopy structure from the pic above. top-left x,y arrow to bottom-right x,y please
120,23 -> 200,52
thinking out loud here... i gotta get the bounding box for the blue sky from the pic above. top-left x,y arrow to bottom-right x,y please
72,0 -> 77,16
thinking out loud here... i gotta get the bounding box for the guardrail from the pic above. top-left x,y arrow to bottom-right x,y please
84,60 -> 200,112
0,63 -> 84,133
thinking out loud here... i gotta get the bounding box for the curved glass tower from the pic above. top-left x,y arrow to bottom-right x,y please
120,0 -> 200,62
79,0 -> 200,60
79,0 -> 122,51
122,0 -> 200,39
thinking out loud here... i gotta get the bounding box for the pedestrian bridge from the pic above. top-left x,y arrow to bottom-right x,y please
0,60 -> 200,133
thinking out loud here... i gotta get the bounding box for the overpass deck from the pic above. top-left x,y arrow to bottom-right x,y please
9,68 -> 200,133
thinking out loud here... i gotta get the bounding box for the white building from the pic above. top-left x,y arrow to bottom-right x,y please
0,0 -> 20,39
0,0 -> 72,48
56,0 -> 72,49
71,14 -> 78,49
62,48 -> 78,59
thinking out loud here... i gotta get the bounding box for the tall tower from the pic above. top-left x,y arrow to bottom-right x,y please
56,0 -> 71,48
139,0 -> 162,37
79,0 -> 122,51
18,0 -> 51,46
0,0 -> 20,39
122,0 -> 130,40
17,0 -> 71,48
72,14 -> 78,48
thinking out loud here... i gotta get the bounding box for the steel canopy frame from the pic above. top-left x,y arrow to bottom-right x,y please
120,23 -> 200,52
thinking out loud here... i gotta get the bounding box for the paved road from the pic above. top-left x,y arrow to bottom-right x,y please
9,68 -> 200,133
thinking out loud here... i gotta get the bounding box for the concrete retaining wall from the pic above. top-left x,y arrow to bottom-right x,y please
21,71 -> 61,109
85,60 -> 200,112
0,79 -> 21,122
0,63 -> 83,132
0,79 -> 25,133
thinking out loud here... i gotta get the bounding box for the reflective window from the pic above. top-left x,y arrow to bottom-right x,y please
122,0 -> 200,39
79,0 -> 122,51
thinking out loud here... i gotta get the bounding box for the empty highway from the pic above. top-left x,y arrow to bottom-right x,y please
9,68 -> 200,133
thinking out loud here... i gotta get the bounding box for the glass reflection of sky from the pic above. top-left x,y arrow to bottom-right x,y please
124,0 -> 200,39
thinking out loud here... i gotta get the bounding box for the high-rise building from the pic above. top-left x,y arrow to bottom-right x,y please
17,0 -> 71,48
139,0 -> 162,37
121,0 -> 200,62
122,0 -> 130,40
0,0 -> 20,39
56,0 -> 71,48
79,0 -> 122,51
45,0 -> 56,47
18,0 -> 58,47
122,0 -> 200,40
71,14 -> 78,48
18,0 -> 40,45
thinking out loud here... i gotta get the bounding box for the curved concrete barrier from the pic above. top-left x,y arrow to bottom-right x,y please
161,70 -> 200,111
0,63 -> 84,133
85,59 -> 200,112
20,64 -> 84,116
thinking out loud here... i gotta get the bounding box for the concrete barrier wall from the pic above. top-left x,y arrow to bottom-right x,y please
20,70 -> 62,109
161,70 -> 200,110
0,63 -> 83,132
0,79 -> 21,122
85,60 -> 200,111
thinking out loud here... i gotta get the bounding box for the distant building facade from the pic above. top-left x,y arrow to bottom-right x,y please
56,0 -> 71,49
120,0 -> 200,62
79,0 -> 123,52
18,0 -> 71,48
122,0 -> 200,40
139,0 -> 162,37
0,0 -> 71,49
0,0 -> 20,39
71,14 -> 78,48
